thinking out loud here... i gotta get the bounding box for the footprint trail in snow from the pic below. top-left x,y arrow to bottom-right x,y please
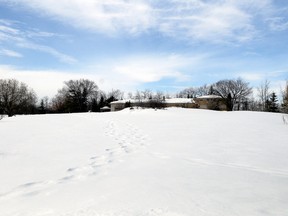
0,118 -> 149,200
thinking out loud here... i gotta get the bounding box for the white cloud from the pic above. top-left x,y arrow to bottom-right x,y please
113,55 -> 191,83
157,1 -> 257,43
82,54 -> 198,93
239,70 -> 288,82
239,72 -> 264,82
3,0 -> 280,43
0,49 -> 22,58
0,54 -> 204,98
0,65 -> 99,98
0,64 -> 143,99
6,0 -> 155,35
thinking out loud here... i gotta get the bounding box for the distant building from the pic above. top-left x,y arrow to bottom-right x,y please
110,98 -> 197,112
110,95 -> 227,112
194,95 -> 227,111
100,106 -> 111,112
164,98 -> 198,109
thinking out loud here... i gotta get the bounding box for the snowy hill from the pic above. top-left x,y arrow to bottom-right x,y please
0,108 -> 288,216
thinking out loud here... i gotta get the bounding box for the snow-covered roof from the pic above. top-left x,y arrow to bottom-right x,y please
100,106 -> 111,109
110,98 -> 195,104
196,95 -> 222,99
110,99 -> 139,104
165,98 -> 194,103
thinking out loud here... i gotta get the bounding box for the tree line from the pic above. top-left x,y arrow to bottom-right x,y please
0,77 -> 288,117
0,79 -> 123,117
177,78 -> 288,112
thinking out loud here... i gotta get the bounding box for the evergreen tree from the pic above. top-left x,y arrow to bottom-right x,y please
267,92 -> 279,112
226,93 -> 233,111
208,86 -> 214,95
99,96 -> 106,109
282,82 -> 288,113
91,98 -> 98,112
39,99 -> 46,114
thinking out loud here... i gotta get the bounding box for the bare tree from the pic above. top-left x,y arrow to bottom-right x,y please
141,89 -> 153,100
177,87 -> 196,98
53,79 -> 99,113
257,80 -> 271,111
212,78 -> 252,111
134,90 -> 142,103
177,84 -> 211,98
132,89 -> 153,102
127,92 -> 133,99
0,79 -> 37,116
154,91 -> 165,100
195,84 -> 211,97
51,89 -> 69,113
107,89 -> 124,101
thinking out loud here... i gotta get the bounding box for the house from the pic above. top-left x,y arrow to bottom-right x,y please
194,95 -> 227,111
164,98 -> 198,109
110,95 -> 227,112
110,100 -> 134,112
110,98 -> 198,111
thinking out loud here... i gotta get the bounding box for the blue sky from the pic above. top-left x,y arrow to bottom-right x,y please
0,0 -> 287,98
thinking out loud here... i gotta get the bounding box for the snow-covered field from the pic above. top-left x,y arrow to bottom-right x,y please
0,108 -> 288,216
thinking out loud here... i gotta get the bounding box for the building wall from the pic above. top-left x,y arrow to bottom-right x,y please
166,103 -> 198,109
111,101 -> 197,111
111,103 -> 126,111
194,98 -> 227,111
111,98 -> 227,111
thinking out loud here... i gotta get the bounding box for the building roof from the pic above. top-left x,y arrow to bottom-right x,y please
100,106 -> 111,110
165,98 -> 195,103
196,95 -> 222,99
110,98 -> 195,104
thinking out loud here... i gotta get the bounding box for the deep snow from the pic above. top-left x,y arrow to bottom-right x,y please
0,108 -> 288,216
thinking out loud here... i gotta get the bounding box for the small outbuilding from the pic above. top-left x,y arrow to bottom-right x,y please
100,106 -> 111,112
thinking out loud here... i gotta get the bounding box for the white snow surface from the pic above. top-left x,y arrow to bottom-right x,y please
0,108 -> 288,216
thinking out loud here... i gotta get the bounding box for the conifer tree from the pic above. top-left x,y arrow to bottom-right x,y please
226,93 -> 233,111
282,82 -> 288,113
267,92 -> 279,112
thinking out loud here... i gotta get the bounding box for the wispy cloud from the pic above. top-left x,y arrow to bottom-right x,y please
0,20 -> 24,42
0,49 -> 22,58
3,0 -> 282,43
0,19 -> 77,63
17,42 -> 77,64
236,69 -> 288,87
156,0 -> 257,43
266,17 -> 288,31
